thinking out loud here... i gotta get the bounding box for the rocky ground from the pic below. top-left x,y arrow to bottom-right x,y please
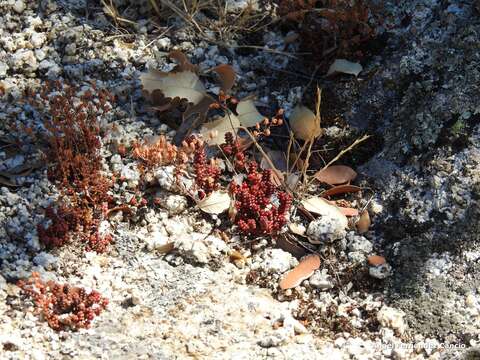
1,0 -> 479,359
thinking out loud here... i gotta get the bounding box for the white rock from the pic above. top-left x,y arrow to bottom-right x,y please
259,248 -> 296,274
307,215 -> 347,243
347,233 -> 373,253
30,32 -> 46,48
33,252 -> 57,268
0,62 -> 7,77
164,217 -> 189,236
163,194 -> 188,215
13,0 -> 26,13
309,269 -> 334,290
377,306 -> 407,335
157,37 -> 171,50
369,263 -> 392,279
120,163 -> 140,188
155,165 -> 176,191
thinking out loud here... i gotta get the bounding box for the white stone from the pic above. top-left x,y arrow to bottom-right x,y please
33,252 -> 57,268
307,215 -> 347,243
30,32 -> 46,48
13,0 -> 26,13
369,263 -> 392,279
377,306 -> 407,335
347,233 -> 373,253
259,248 -> 296,274
163,194 -> 188,215
157,37 -> 171,50
309,269 -> 334,290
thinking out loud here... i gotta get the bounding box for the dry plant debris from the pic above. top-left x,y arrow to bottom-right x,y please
27,82 -> 115,252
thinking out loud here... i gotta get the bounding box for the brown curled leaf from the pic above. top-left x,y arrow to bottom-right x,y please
321,184 -> 362,197
356,210 -> 371,234
211,64 -> 236,92
314,165 -> 357,185
367,255 -> 386,266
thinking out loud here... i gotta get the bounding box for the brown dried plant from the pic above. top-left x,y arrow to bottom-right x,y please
27,82 -> 115,252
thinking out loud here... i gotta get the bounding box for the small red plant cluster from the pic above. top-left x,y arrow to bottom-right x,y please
222,132 -> 247,171
27,82 -> 115,252
37,205 -> 80,248
230,162 -> 292,236
194,144 -> 221,199
17,272 -> 108,331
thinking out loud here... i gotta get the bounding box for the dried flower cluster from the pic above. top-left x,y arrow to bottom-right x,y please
230,162 -> 292,235
132,135 -> 179,170
27,82 -> 115,252
17,272 -> 108,331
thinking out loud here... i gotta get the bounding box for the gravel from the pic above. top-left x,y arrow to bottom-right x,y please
0,0 -> 478,359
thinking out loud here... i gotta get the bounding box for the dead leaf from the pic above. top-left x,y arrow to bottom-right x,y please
156,242 -> 175,254
140,69 -> 205,105
289,223 -> 306,236
168,50 -> 197,73
173,95 -> 217,145
197,191 -> 231,214
321,184 -> 362,197
0,175 -> 19,187
236,100 -> 264,127
367,255 -> 386,266
200,112 -> 241,145
314,165 -> 357,185
279,254 -> 321,290
277,235 -> 308,258
337,207 -> 359,217
356,210 -> 371,234
289,105 -> 321,141
327,59 -> 363,77
211,64 -> 236,92
301,196 -> 348,230
229,250 -> 245,262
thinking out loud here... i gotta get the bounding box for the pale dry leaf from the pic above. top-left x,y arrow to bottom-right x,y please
200,111 -> 241,145
301,196 -> 348,227
337,207 -> 359,217
327,59 -> 363,77
236,100 -> 264,127
289,105 -> 321,141
140,69 -> 205,105
279,254 -> 321,290
197,191 -> 231,214
314,165 -> 357,185
289,223 -> 306,236
356,210 -> 371,234
211,64 -> 236,92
